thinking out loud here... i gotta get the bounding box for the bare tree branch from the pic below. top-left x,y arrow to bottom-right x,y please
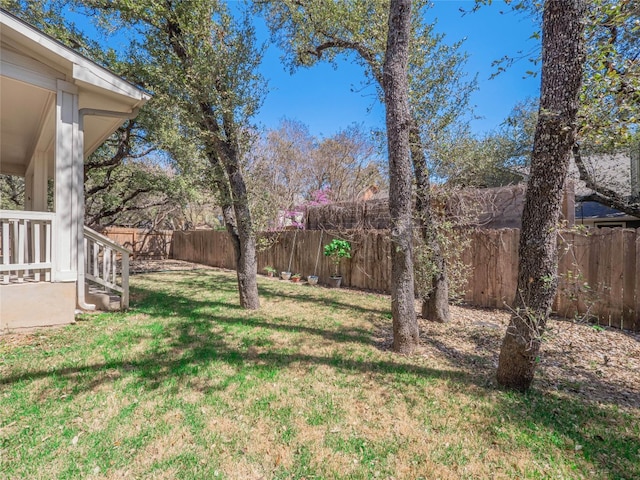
573,144 -> 640,217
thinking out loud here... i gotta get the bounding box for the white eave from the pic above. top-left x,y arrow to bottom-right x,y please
0,8 -> 151,176
0,9 -> 149,103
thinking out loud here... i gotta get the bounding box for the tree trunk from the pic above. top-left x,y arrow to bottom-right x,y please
409,123 -> 450,323
216,188 -> 260,309
162,12 -> 261,311
226,158 -> 260,310
496,0 -> 585,391
210,134 -> 260,310
384,0 -> 419,354
421,258 -> 449,322
199,111 -> 260,310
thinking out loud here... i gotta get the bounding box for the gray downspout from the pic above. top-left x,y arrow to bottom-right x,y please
76,108 -> 140,311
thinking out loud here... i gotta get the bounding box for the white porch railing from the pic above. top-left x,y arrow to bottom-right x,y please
0,210 -> 54,284
84,226 -> 131,309
0,212 -> 130,310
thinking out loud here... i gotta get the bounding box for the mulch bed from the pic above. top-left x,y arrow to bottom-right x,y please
416,305 -> 640,410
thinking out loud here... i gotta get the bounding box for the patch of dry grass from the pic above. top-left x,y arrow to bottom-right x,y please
1,268 -> 638,479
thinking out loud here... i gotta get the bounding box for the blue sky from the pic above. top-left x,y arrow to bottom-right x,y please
69,0 -> 541,139
254,0 -> 541,138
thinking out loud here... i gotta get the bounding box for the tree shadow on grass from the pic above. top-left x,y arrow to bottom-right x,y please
1,315 -> 469,394
133,270 -> 245,298
4,275 -> 638,479
129,285 -> 383,348
3,308 -> 638,479
132,277 -> 640,411
258,284 -> 390,317
170,270 -> 390,318
491,390 -> 639,480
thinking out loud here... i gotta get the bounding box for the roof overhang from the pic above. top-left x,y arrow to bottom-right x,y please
0,9 -> 151,176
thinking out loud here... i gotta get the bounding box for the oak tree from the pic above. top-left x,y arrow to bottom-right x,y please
259,0 -> 475,344
496,0 -> 586,391
84,0 -> 266,309
2,1 -> 196,229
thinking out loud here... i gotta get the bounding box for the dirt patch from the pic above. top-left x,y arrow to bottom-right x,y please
0,332 -> 40,349
130,259 -> 219,274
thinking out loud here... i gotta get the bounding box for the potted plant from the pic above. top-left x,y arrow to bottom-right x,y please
280,271 -> 292,280
323,239 -> 351,288
291,273 -> 302,283
263,266 -> 277,278
307,275 -> 319,286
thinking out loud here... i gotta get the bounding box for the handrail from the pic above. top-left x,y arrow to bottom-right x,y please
83,225 -> 130,309
0,210 -> 56,221
83,226 -> 132,255
1,210 -> 54,284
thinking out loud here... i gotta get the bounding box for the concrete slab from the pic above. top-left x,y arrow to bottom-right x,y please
0,282 -> 76,331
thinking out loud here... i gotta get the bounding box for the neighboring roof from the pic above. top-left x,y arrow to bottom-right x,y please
575,201 -> 628,220
0,8 -> 150,176
517,152 -> 635,198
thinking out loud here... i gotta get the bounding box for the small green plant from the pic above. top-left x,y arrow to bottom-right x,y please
263,266 -> 277,276
291,273 -> 302,281
323,239 -> 351,277
541,274 -> 554,291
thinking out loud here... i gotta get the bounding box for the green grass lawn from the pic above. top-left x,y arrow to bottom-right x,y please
1,269 -> 638,479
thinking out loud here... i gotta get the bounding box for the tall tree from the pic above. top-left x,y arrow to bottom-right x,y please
579,0 -> 639,148
260,0 -> 418,351
574,0 -> 640,217
384,0 -> 419,352
2,1 -> 199,229
407,20 -> 475,323
84,0 -> 265,309
476,0 -> 638,217
496,0 -> 586,391
259,0 -> 474,346
429,99 -> 537,188
0,175 -> 24,210
245,120 -> 385,231
311,125 -> 385,202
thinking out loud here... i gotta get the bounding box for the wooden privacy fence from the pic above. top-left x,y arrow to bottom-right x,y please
459,228 -> 640,331
172,230 -> 392,292
172,228 -> 640,332
101,227 -> 173,259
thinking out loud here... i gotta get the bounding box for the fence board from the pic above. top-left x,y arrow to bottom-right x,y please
460,242 -> 475,303
555,231 -> 574,318
599,229 -> 614,325
508,229 -> 520,307
588,229 -> 604,321
102,227 -> 173,259
459,237 -> 474,304
487,230 -> 499,308
609,229 -> 625,328
622,229 -> 637,330
472,231 -> 489,307
571,231 -> 592,318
